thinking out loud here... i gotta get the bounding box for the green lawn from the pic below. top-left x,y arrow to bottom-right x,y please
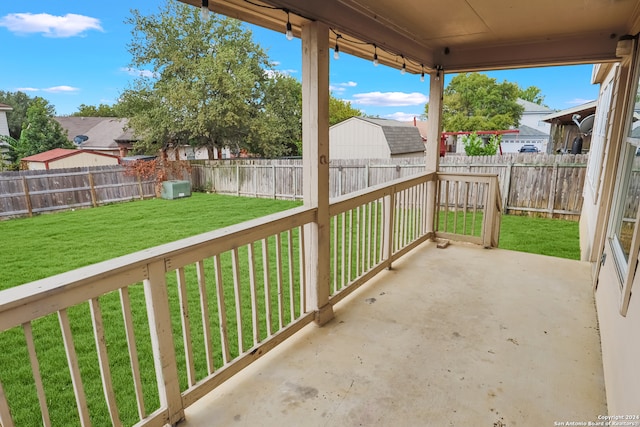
0,194 -> 579,425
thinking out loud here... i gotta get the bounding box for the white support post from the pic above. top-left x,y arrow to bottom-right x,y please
426,70 -> 445,234
144,260 -> 184,425
302,21 -> 334,326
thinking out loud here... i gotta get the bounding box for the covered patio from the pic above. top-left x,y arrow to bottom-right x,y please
182,242 -> 605,426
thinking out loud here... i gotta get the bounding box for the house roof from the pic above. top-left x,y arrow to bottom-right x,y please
517,99 -> 552,114
542,101 -> 597,124
510,124 -> 550,138
356,117 -> 425,154
21,148 -> 119,163
179,1 -> 640,74
0,103 -> 12,111
54,117 -> 136,150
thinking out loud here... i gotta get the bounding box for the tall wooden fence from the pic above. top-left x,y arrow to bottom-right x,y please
191,154 -> 588,220
440,153 -> 588,220
0,165 -> 156,219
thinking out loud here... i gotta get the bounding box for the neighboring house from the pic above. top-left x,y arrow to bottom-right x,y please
20,148 -> 120,170
165,145 -> 211,161
54,117 -> 137,157
330,117 -> 425,160
500,125 -> 550,153
0,103 -> 12,137
542,101 -> 596,153
517,99 -> 553,134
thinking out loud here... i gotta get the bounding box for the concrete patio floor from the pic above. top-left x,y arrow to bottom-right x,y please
180,241 -> 606,426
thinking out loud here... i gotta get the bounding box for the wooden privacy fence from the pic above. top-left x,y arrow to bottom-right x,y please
0,166 -> 156,219
190,158 -> 427,200
440,153 -> 588,220
191,154 -> 588,220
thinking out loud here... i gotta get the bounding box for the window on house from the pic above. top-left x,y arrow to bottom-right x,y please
610,44 -> 640,300
587,73 -> 615,200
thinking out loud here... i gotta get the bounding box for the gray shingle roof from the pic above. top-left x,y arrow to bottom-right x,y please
358,117 -> 425,154
516,124 -> 550,137
54,117 -> 135,149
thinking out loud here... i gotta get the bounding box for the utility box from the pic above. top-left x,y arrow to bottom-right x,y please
161,180 -> 191,200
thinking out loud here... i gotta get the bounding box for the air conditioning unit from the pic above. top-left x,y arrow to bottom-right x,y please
161,180 -> 191,200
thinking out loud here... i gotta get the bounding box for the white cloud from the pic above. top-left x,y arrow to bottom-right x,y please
0,13 -> 103,38
565,98 -> 595,106
330,81 -> 357,94
352,91 -> 428,107
385,112 -> 422,122
121,67 -> 158,79
44,86 -> 79,93
15,86 -> 80,93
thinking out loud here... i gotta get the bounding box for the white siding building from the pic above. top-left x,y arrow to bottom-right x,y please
329,117 -> 425,160
0,103 -> 11,137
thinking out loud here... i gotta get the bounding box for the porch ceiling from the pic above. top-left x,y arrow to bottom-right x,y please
180,0 -> 640,73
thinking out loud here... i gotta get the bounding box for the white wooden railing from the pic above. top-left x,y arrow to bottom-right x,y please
0,171 -> 500,426
435,172 -> 502,248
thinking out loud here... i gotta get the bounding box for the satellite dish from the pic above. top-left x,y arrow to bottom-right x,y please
578,114 -> 595,136
73,135 -> 89,146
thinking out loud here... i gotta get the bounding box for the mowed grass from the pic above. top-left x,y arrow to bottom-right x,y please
0,195 -> 578,425
499,214 -> 580,260
0,193 -> 302,289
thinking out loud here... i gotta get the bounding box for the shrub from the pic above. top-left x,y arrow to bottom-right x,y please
462,133 -> 501,156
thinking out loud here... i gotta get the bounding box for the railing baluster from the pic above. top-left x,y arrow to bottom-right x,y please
231,248 -> 244,354
472,182 -> 479,234
213,255 -> 231,365
463,181 -> 469,235
0,380 -> 15,427
196,260 -> 215,374
58,308 -> 91,425
247,243 -> 260,346
341,212 -> 346,289
22,321 -> 51,427
287,230 -> 295,322
176,268 -> 196,386
89,298 -> 122,427
367,201 -> 373,270
299,226 -> 307,314
332,214 -> 338,294
262,238 -> 273,337
347,210 -> 353,281
275,233 -> 285,329
453,181 -> 459,234
373,199 -> 380,264
355,206 -> 361,276
444,180 -> 450,232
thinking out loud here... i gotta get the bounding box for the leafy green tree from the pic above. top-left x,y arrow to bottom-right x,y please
329,96 -> 362,126
0,91 -> 55,139
430,72 -> 523,132
462,133 -> 500,156
72,103 -> 120,117
518,85 -> 546,105
14,98 -> 72,162
121,1 -> 300,157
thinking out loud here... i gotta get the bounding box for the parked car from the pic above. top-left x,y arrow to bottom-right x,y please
519,144 -> 539,153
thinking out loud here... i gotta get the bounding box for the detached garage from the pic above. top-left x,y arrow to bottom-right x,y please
21,148 -> 120,170
330,117 -> 425,160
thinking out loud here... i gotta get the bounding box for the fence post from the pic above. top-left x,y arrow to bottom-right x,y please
236,163 -> 240,196
22,177 -> 33,217
502,162 -> 513,213
144,260 -> 184,425
548,163 -> 559,218
88,173 -> 98,207
272,165 -> 277,199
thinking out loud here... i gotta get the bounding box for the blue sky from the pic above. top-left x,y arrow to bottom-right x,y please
0,0 -> 600,119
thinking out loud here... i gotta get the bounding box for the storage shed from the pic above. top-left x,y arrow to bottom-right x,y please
21,148 -> 120,170
329,117 -> 425,160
